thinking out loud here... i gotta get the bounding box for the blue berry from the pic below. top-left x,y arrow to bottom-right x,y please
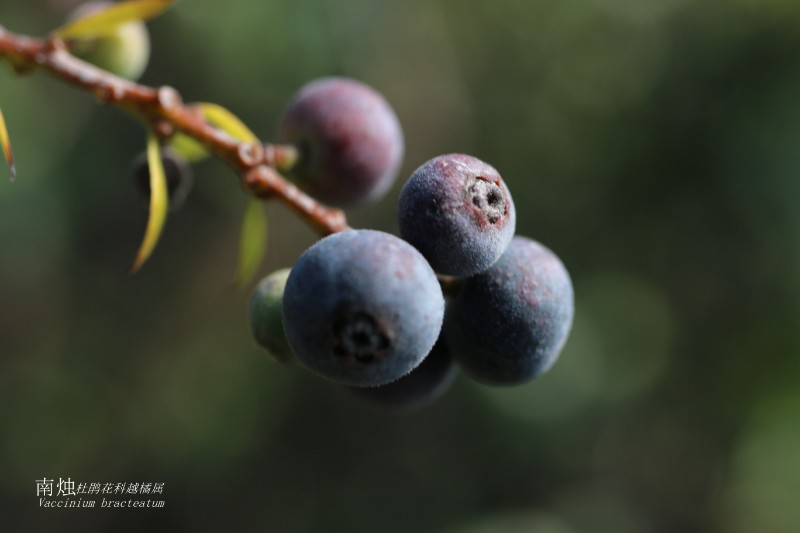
277,77 -> 404,207
397,154 -> 516,277
282,229 -> 444,387
348,338 -> 457,410
249,268 -> 294,364
445,237 -> 574,385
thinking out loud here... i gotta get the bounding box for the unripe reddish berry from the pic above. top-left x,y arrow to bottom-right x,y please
277,77 -> 404,207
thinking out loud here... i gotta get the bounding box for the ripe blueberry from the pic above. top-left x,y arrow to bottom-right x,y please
132,147 -> 193,210
282,229 -> 444,387
397,154 -> 516,277
66,1 -> 151,81
249,268 -> 294,364
348,338 -> 457,410
445,236 -> 574,385
277,77 -> 404,207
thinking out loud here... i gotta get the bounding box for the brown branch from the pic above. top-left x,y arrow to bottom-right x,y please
0,25 -> 349,236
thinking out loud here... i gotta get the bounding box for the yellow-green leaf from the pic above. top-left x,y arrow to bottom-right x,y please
55,0 -> 176,39
131,134 -> 169,273
197,102 -> 258,143
0,105 -> 15,181
235,198 -> 268,287
169,132 -> 209,163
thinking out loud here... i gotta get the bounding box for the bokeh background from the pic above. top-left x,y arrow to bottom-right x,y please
2,0 -> 800,531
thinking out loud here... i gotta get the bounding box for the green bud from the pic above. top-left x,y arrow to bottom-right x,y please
67,1 -> 151,81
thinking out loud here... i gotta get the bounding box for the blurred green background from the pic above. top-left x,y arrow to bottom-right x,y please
2,0 -> 800,531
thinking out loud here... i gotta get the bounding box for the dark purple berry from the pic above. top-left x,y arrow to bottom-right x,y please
348,338 -> 457,410
445,236 -> 574,385
277,77 -> 404,207
397,154 -> 516,277
282,229 -> 444,387
132,147 -> 193,210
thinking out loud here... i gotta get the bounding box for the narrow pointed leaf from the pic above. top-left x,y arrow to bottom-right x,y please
55,0 -> 175,39
197,103 -> 258,143
235,198 -> 268,287
131,134 -> 169,273
0,106 -> 15,181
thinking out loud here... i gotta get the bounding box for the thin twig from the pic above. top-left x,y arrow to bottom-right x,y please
0,26 -> 349,236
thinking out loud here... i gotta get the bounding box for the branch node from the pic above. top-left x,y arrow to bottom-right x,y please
238,142 -> 264,168
45,37 -> 66,53
157,86 -> 182,110
153,120 -> 174,139
263,143 -> 275,167
274,143 -> 300,172
94,83 -> 125,104
243,165 -> 273,196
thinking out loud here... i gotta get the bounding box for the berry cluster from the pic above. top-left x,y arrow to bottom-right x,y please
1,4 -> 574,411
250,78 -> 575,410
46,5 -> 573,407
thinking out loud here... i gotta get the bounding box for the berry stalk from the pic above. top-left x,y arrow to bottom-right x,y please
0,25 -> 348,236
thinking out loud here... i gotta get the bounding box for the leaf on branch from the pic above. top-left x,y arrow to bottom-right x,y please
168,103 -> 258,163
169,132 -> 209,163
0,105 -> 16,181
131,133 -> 169,273
196,103 -> 258,143
54,0 -> 176,39
235,197 -> 268,287
195,104 -> 264,285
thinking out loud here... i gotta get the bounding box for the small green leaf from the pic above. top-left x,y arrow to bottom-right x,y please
169,132 -> 209,163
235,198 -> 268,287
55,0 -> 176,39
196,102 -> 258,143
167,102 -> 258,163
131,134 -> 169,273
194,104 -> 263,285
0,105 -> 16,181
